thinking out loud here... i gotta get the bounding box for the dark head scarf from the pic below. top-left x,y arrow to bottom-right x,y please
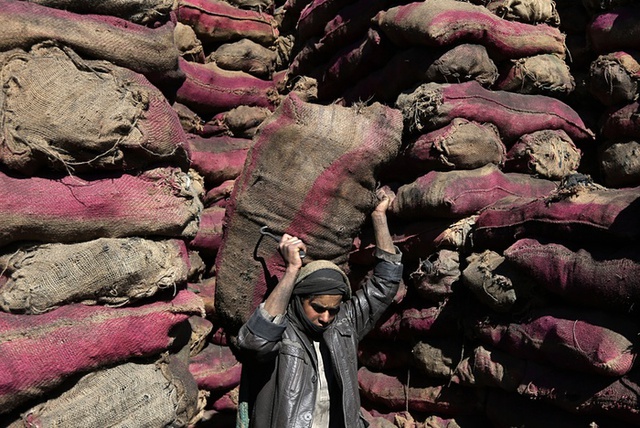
287,261 -> 351,339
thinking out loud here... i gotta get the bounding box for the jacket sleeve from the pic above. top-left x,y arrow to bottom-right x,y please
236,303 -> 287,363
345,246 -> 403,341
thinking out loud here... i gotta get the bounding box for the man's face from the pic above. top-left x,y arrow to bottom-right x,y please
302,295 -> 342,327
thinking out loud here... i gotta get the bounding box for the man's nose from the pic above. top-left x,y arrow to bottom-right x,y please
319,311 -> 331,324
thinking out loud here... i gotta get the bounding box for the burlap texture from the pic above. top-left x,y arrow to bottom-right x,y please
189,343 -> 242,393
0,43 -> 189,175
0,238 -> 190,314
601,100 -> 640,140
494,54 -> 575,95
0,0 -> 180,75
0,290 -> 204,414
410,249 -> 460,303
485,0 -> 560,25
174,22 -> 205,63
206,106 -> 272,139
214,93 -> 403,332
598,139 -> 640,188
23,0 -> 176,24
374,0 -> 566,59
589,51 -> 640,106
0,167 -> 203,248
187,136 -> 253,186
14,353 -> 205,427
210,39 -> 276,79
412,338 -> 462,379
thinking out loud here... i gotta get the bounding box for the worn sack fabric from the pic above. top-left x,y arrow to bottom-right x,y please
0,290 -> 204,414
186,135 -> 253,187
0,167 -> 203,248
0,238 -> 190,314
589,51 -> 640,106
396,118 -> 505,181
358,367 -> 483,414
357,339 -> 412,371
174,22 -> 205,63
296,0 -> 357,40
598,139 -> 640,188
395,81 -> 595,143
22,0 -> 175,24
189,343 -> 242,394
410,249 -> 460,303
0,44 -> 189,175
412,338 -> 462,379
214,93 -> 403,332
343,44 -> 499,105
205,106 -> 272,139
494,54 -> 575,95
0,0 -> 180,76
172,102 -> 204,135
473,178 -> 640,250
588,6 -> 640,54
390,164 -> 557,219
12,354 -> 205,428
458,345 -> 640,424
204,179 -> 236,206
374,0 -> 565,59
188,205 -> 226,257
504,238 -> 640,312
601,100 -> 640,140
176,59 -> 279,116
504,129 -> 581,179
462,249 -> 537,313
176,0 -> 278,46
210,39 -> 276,79
316,28 -> 395,101
485,0 -> 560,25
371,300 -> 461,341
467,306 -> 637,376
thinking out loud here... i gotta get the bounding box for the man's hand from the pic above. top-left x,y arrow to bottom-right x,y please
373,187 -> 394,215
372,187 -> 395,254
278,233 -> 306,271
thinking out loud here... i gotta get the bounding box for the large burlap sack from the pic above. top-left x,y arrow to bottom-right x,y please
374,0 -> 565,59
467,306 -> 637,376
0,167 -> 203,248
0,290 -> 204,414
0,238 -> 191,314
588,5 -> 640,54
503,129 -> 581,179
176,0 -> 278,46
210,38 -> 276,79
341,43 -> 498,107
494,54 -> 575,95
390,164 -> 557,219
504,238 -> 640,312
186,135 -> 253,187
176,59 -> 280,116
0,44 -> 189,175
214,93 -> 403,332
485,0 -> 560,25
412,337 -> 463,379
296,0 -> 357,40
395,81 -> 594,143
9,353 -> 205,427
598,139 -> 640,188
589,51 -> 640,106
358,366 -> 484,414
22,0 -> 176,24
473,177 -> 640,250
409,249 -> 461,303
188,205 -> 226,257
0,0 -> 180,76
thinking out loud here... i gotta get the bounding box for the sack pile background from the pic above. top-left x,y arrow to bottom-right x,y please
0,0 -> 639,426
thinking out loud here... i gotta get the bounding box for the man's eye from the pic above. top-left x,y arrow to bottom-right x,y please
328,307 -> 340,316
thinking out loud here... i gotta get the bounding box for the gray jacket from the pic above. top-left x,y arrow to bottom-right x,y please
236,248 -> 403,428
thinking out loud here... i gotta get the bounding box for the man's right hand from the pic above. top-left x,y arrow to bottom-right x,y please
279,233 -> 306,270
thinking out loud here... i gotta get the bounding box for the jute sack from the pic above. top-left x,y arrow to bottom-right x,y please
0,290 -> 204,414
21,0 -> 176,24
0,0 -> 180,76
210,38 -> 276,79
0,43 -> 189,175
214,93 -> 403,332
485,0 -> 560,26
589,51 -> 640,106
494,54 -> 575,96
0,167 -> 203,249
10,353 -> 205,428
598,139 -> 640,188
0,238 -> 191,314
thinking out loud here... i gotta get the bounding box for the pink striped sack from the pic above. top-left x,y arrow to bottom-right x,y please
371,300 -> 461,341
20,0 -> 175,24
176,0 -> 278,46
0,167 -> 203,248
186,135 -> 253,187
176,59 -> 280,116
188,205 -> 226,258
473,179 -> 640,250
340,44 -> 498,106
189,343 -> 242,394
0,44 -> 189,175
0,0 -> 180,76
214,93 -> 402,332
468,306 -> 637,376
296,0 -> 357,40
358,367 -> 483,415
504,238 -> 640,312
0,290 -> 204,414
395,81 -> 595,143
390,164 -> 557,219
588,5 -> 640,54
374,0 -> 566,59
